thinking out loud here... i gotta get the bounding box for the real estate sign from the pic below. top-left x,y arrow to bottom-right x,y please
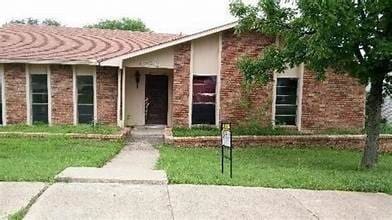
221,122 -> 232,178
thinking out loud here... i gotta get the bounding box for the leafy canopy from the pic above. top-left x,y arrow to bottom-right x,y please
7,18 -> 61,26
85,18 -> 150,32
230,0 -> 392,85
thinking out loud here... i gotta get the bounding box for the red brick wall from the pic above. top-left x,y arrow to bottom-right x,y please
172,43 -> 191,127
4,63 -> 27,124
51,65 -> 74,124
220,30 -> 275,125
96,66 -> 118,124
301,69 -> 366,130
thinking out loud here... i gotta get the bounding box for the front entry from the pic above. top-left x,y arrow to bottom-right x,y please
145,75 -> 168,125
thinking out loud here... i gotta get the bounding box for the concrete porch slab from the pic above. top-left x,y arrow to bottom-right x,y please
55,167 -> 168,185
0,182 -> 47,219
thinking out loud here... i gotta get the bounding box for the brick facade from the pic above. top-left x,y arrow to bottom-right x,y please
4,63 -> 27,124
301,69 -> 366,130
172,43 -> 191,127
220,30 -> 275,125
51,65 -> 74,124
96,66 -> 118,124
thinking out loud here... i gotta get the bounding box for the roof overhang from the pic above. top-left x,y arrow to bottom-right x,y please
100,21 -> 238,68
0,59 -> 98,66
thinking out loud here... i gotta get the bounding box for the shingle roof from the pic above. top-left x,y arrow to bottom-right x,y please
0,24 -> 181,64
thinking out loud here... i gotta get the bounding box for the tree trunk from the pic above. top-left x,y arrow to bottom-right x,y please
361,77 -> 383,169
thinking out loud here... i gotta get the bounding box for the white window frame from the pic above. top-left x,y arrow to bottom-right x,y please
28,65 -> 51,125
272,65 -> 304,130
73,65 -> 97,125
0,64 -> 6,126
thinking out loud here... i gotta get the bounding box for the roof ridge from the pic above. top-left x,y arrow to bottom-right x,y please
2,24 -> 180,37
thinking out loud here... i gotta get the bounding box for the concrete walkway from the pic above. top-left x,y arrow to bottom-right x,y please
24,184 -> 392,220
0,182 -> 47,219
55,140 -> 167,184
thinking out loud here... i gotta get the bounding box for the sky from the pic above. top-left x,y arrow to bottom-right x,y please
0,0 -> 258,34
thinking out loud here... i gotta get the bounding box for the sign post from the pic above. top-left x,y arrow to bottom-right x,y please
221,122 -> 232,178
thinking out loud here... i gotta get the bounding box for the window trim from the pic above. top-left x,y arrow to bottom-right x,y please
272,64 -> 304,130
73,65 -> 97,125
30,71 -> 50,124
0,64 -> 5,126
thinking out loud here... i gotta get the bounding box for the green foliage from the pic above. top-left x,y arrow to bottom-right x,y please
158,146 -> 392,193
85,17 -> 150,31
230,0 -> 392,83
0,137 -> 123,182
172,124 -> 301,137
0,124 -> 120,135
7,18 -> 61,26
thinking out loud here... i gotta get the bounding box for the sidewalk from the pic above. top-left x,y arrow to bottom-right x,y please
24,183 -> 392,220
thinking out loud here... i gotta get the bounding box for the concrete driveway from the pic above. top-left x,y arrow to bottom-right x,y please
24,183 -> 392,220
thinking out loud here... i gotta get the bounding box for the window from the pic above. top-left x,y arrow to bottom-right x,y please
77,75 -> 94,124
31,75 -> 49,124
192,76 -> 216,125
0,73 -> 3,125
275,78 -> 298,126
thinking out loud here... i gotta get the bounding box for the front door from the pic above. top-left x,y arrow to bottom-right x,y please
145,75 -> 168,125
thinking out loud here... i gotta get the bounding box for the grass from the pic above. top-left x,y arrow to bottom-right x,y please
0,137 -> 124,182
158,145 -> 392,194
0,124 -> 120,135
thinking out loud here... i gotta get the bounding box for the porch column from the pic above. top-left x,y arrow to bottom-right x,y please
117,68 -> 122,127
121,67 -> 126,127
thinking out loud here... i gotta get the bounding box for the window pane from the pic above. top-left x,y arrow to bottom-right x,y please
276,95 -> 297,104
275,78 -> 298,126
192,104 -> 216,125
31,75 -> 48,124
276,105 -> 297,115
32,104 -> 48,124
31,75 -> 48,93
77,76 -> 94,124
78,105 -> 94,124
32,94 -> 48,104
192,76 -> 216,125
277,78 -> 297,87
275,116 -> 296,125
276,86 -> 297,96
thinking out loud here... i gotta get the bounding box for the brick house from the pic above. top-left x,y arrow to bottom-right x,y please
0,22 -> 366,131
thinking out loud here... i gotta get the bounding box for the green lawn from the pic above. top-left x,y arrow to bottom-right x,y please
0,137 -> 123,182
158,146 -> 392,194
0,124 -> 120,135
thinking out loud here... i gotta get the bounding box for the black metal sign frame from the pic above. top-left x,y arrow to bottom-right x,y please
221,122 -> 233,178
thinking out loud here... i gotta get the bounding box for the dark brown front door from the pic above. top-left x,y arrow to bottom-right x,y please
145,75 -> 168,125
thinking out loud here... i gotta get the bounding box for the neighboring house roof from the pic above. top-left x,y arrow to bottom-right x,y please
0,22 -> 237,67
0,24 -> 181,65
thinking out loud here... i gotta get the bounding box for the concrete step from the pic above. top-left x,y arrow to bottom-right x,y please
55,167 -> 168,185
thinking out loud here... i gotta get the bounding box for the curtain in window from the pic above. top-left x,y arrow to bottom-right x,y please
192,76 -> 216,125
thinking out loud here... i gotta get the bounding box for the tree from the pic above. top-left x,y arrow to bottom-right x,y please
8,18 -> 61,26
85,18 -> 150,32
230,0 -> 392,168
